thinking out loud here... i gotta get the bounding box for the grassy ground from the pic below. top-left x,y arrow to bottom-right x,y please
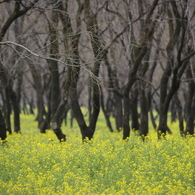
0,113 -> 195,195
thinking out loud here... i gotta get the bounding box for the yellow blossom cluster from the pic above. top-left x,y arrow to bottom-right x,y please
0,115 -> 195,194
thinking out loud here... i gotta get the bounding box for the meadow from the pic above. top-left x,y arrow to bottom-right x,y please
0,113 -> 195,195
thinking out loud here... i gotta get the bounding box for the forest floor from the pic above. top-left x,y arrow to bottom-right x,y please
0,113 -> 195,195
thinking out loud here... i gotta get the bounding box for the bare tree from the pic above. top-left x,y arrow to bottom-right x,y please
158,0 -> 195,138
0,0 -> 39,135
122,0 -> 160,140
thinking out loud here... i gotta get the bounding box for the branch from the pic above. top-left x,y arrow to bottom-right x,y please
181,50 -> 195,64
0,41 -> 71,64
0,0 -> 39,41
106,1 -> 126,22
137,76 -> 160,97
102,12 -> 146,54
0,40 -> 100,84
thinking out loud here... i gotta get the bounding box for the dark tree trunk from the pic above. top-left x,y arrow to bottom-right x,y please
48,10 -> 60,119
68,0 -> 102,141
101,90 -> 114,132
158,66 -> 172,136
69,66 -> 94,140
185,66 -> 195,136
10,88 -> 20,133
88,73 -> 100,137
88,78 -> 92,122
123,94 -> 131,140
1,76 -> 21,133
131,87 -> 139,132
41,88 -> 51,132
170,100 -> 177,123
36,87 -> 46,132
114,94 -> 123,131
122,46 -> 148,140
51,97 -> 67,142
4,89 -> 12,134
105,52 -> 123,131
139,84 -> 148,139
158,62 -> 189,137
40,73 -> 51,130
49,43 -> 60,117
158,110 -> 171,139
70,109 -> 74,128
69,57 -> 101,141
0,109 -> 7,141
174,95 -> 184,136
137,48 -> 150,139
15,70 -> 23,108
14,18 -> 24,110
29,62 -> 46,132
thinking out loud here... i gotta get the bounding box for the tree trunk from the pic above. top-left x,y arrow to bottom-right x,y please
48,10 -> 60,119
174,95 -> 184,136
131,87 -> 140,132
4,88 -> 12,134
101,90 -> 114,132
123,89 -> 131,140
122,46 -> 148,140
29,62 -> 46,132
158,110 -> 171,139
158,66 -> 172,136
170,100 -> 177,123
10,88 -> 20,133
105,52 -> 123,131
185,66 -> 195,136
69,69 -> 93,140
51,97 -> 67,142
0,109 -> 7,141
139,84 -> 148,139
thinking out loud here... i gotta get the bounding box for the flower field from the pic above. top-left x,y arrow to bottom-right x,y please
0,114 -> 195,195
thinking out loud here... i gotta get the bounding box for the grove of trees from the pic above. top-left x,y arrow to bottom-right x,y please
0,0 -> 195,142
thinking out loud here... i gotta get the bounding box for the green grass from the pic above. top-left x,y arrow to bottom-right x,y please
0,113 -> 195,194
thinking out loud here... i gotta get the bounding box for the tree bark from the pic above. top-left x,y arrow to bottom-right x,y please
105,52 -> 123,131
174,95 -> 184,136
48,9 -> 60,119
101,89 -> 114,132
131,87 -> 139,132
51,97 -> 67,142
4,88 -> 12,134
139,83 -> 148,139
28,62 -> 46,132
10,88 -> 20,133
185,66 -> 195,136
0,109 -> 7,141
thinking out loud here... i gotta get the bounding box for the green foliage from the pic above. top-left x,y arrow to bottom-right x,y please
0,114 -> 195,194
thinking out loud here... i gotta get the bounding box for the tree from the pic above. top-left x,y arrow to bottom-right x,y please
0,109 -> 6,142
0,0 -> 39,134
185,65 -> 195,135
158,0 -> 195,138
122,0 -> 160,140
